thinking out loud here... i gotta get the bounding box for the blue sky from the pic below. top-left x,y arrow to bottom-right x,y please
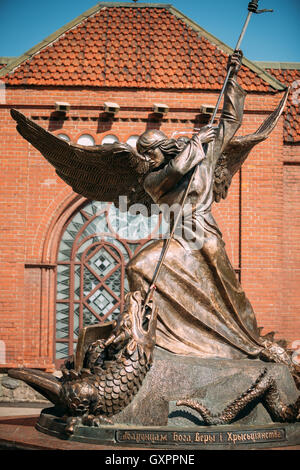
0,0 -> 299,62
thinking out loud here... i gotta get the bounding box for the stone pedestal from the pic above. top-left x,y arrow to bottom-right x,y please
113,347 -> 298,426
36,347 -> 300,448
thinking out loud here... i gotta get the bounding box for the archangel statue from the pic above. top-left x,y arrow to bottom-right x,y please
9,52 -> 300,429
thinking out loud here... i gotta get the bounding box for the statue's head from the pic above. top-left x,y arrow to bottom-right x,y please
136,129 -> 186,170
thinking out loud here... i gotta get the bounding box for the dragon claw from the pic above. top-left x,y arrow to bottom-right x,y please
63,414 -> 113,435
82,414 -> 113,427
63,416 -> 82,435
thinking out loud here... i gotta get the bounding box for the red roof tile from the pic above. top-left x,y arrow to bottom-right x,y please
266,68 -> 300,143
3,5 -> 298,142
2,6 -> 277,93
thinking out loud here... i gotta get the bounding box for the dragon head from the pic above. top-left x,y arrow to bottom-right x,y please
105,290 -> 157,363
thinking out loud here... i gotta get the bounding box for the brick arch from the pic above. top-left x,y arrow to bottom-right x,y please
26,192 -> 88,370
73,130 -> 98,145
41,192 -> 87,264
26,187 -> 79,262
34,192 -> 166,367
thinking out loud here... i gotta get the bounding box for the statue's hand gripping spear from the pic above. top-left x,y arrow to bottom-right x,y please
210,0 -> 273,126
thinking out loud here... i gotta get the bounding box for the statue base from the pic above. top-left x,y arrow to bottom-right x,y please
36,348 -> 300,448
36,408 -> 300,449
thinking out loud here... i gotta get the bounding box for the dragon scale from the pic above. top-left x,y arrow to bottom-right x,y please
60,338 -> 151,421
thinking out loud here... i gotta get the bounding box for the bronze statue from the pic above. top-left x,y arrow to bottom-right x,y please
8,52 -> 299,430
10,52 -> 295,369
7,0 -> 300,432
127,53 -> 291,366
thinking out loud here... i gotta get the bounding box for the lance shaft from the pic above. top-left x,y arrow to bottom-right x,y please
141,162 -> 195,311
209,12 -> 251,126
141,0 -> 272,314
210,0 -> 273,126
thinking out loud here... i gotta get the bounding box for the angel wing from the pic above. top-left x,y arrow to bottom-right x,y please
213,88 -> 289,202
10,109 -> 153,211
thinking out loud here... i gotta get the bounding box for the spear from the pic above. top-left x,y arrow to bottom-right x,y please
209,0 -> 273,126
140,1 -> 274,314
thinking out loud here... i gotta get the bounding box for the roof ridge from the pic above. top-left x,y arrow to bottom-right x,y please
0,2 -> 286,91
96,2 -> 172,7
169,6 -> 286,91
254,61 -> 300,70
0,57 -> 17,65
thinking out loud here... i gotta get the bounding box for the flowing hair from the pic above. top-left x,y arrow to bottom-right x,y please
142,138 -> 187,174
158,138 -> 187,157
136,130 -> 189,174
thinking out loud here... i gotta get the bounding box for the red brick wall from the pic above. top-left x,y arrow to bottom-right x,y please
282,162 -> 300,342
0,85 -> 299,370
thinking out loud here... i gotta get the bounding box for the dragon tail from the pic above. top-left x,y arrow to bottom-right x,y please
8,368 -> 62,405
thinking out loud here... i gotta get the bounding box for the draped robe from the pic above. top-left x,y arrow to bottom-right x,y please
126,77 -> 266,359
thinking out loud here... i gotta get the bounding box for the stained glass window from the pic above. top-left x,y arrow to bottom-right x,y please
55,200 -> 167,364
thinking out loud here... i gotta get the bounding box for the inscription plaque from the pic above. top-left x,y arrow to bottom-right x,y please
116,428 -> 286,447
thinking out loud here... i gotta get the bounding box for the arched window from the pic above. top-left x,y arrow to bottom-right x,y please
57,133 -> 70,142
55,200 -> 167,365
77,134 -> 95,146
126,135 -> 139,149
101,134 -> 119,145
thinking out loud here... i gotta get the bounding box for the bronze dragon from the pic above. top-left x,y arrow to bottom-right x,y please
177,367 -> 300,425
8,290 -> 300,432
8,291 -> 157,434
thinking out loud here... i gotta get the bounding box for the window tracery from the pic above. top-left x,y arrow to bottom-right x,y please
55,200 -> 167,363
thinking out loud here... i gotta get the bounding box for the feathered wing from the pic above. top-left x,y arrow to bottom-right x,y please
213,88 -> 289,202
10,109 -> 153,210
